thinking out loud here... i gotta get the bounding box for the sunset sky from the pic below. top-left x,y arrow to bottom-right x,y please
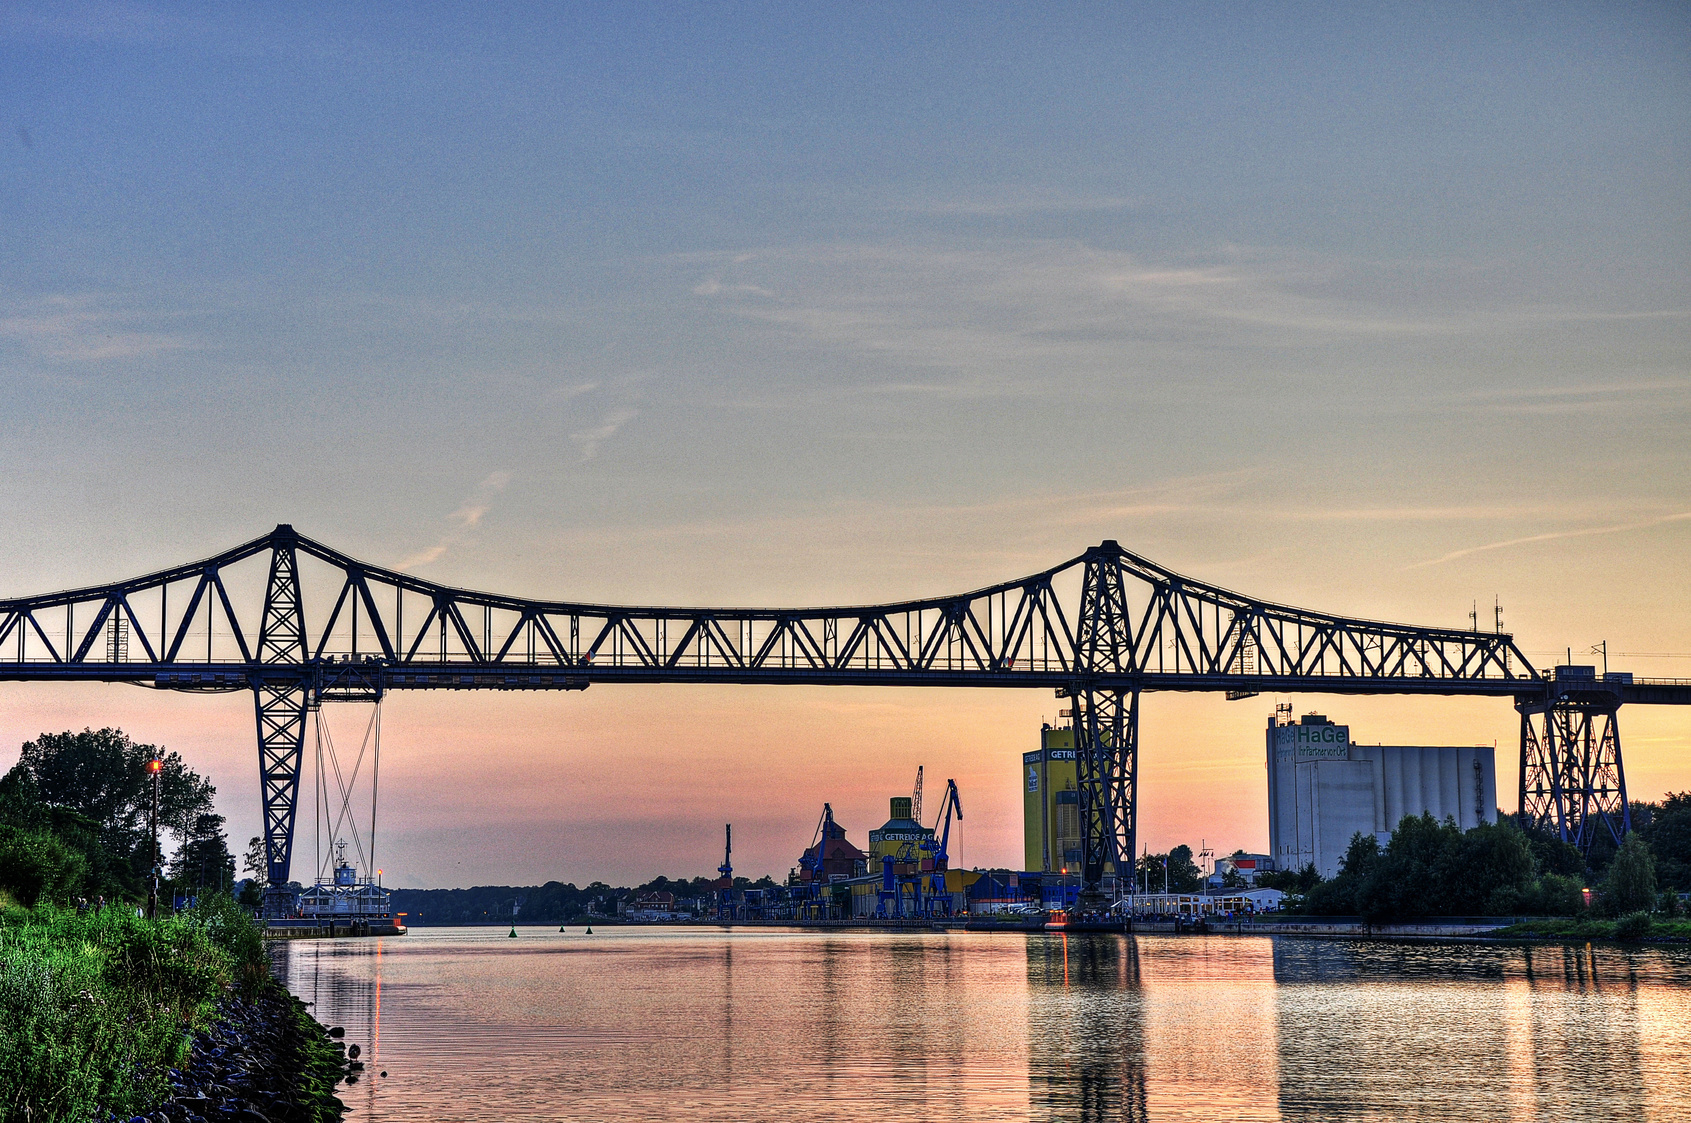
1,3 -> 1687,887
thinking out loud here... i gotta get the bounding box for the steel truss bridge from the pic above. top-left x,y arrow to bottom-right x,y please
1,525 -> 1685,903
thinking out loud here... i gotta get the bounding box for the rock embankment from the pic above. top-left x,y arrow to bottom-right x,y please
123,989 -> 350,1123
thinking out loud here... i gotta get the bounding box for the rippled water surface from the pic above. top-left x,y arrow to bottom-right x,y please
272,927 -> 1691,1122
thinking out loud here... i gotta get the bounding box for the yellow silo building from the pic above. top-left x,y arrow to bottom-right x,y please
1023,725 -> 1082,873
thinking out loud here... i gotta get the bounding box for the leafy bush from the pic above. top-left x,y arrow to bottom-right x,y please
1613,911 -> 1653,940
191,893 -> 267,997
0,825 -> 89,908
1601,834 -> 1657,917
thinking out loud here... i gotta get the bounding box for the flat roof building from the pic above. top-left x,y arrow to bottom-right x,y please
1267,712 -> 1498,879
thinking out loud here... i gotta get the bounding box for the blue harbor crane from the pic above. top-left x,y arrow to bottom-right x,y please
923,779 -> 963,916
799,803 -> 837,920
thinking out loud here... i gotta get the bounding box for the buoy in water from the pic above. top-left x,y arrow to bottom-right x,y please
585,926 -> 593,935
509,926 -> 518,938
559,925 -> 566,932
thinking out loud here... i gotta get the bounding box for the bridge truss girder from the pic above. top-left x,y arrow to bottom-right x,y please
2,524 -> 1664,899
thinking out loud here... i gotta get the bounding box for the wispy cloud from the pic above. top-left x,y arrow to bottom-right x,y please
0,293 -> 196,361
1453,376 -> 1691,416
396,471 -> 512,570
679,242 -> 1506,399
570,410 -> 637,461
1407,511 -> 1691,570
683,241 -> 1690,401
889,191 -> 1141,217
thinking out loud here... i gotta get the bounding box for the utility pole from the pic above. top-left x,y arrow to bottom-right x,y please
146,754 -> 163,920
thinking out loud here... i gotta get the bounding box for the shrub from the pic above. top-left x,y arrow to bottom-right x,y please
1613,911 -> 1653,940
1522,873 -> 1587,917
1602,834 -> 1657,917
0,825 -> 89,908
191,893 -> 267,997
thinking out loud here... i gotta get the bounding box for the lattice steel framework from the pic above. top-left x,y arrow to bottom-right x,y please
1519,696 -> 1631,853
254,533 -> 309,889
2,524 -> 1675,894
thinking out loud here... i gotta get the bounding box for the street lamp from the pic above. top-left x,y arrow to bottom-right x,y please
146,755 -> 163,920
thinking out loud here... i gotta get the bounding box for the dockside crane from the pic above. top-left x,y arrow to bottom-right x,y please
925,779 -> 963,916
911,765 -> 924,828
717,824 -> 733,922
800,803 -> 838,919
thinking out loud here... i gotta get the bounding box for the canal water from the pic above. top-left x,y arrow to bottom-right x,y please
272,927 -> 1691,1122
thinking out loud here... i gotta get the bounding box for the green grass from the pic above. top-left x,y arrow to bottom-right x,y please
0,900 -> 264,1123
1490,916 -> 1691,942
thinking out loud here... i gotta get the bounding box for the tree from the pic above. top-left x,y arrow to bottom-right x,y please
14,729 -> 214,856
0,768 -> 48,830
1258,863 -> 1320,893
170,812 -> 235,895
1303,833 -> 1380,916
1442,820 -> 1535,915
242,835 -> 268,889
1360,814 -> 1461,921
1166,845 -> 1203,893
1643,792 -> 1691,892
1602,833 -> 1657,916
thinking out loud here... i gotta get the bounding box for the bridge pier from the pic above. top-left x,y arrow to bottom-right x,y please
1073,542 -> 1142,907
255,529 -> 309,917
1074,686 -> 1138,909
257,683 -> 310,915
1517,669 -> 1631,855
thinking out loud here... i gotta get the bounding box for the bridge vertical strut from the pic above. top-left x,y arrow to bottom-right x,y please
1073,541 -> 1140,903
1518,694 -> 1630,855
254,527 -> 309,912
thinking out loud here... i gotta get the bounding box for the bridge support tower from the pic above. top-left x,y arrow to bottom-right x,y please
1518,669 -> 1631,856
255,530 -> 310,917
1071,542 -> 1142,911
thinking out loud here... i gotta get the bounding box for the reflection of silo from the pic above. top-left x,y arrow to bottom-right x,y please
1270,941 -> 1577,1121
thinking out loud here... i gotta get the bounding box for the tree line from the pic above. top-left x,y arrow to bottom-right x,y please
1254,795 -> 1691,922
391,872 -> 781,925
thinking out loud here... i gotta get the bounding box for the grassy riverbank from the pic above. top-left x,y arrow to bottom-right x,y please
1490,914 -> 1691,943
0,895 -> 338,1123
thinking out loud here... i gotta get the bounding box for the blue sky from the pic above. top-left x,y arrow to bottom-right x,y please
1,3 -> 1687,885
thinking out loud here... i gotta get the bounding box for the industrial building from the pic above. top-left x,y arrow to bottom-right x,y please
796,815 -> 867,881
868,796 -> 934,867
1023,725 -> 1079,872
1267,710 -> 1498,878
1023,725 -> 1117,876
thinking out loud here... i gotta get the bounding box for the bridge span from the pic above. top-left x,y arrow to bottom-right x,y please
1,524 -> 1684,905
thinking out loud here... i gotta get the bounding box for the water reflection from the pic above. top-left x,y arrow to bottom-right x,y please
1270,940 -> 1665,1123
1517,944 -> 1646,1122
268,929 -> 1691,1122
1026,934 -> 1147,1122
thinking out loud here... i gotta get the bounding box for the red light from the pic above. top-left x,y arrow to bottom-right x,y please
147,759 -> 163,773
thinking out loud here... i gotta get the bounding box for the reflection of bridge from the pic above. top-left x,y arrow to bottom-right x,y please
1,525 -> 1685,900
